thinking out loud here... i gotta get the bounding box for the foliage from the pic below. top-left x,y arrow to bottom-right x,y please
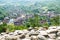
50,15 -> 60,26
0,0 -> 60,19
0,23 -> 28,33
0,7 -> 8,20
0,15 -> 60,33
0,23 -> 7,33
24,14 -> 41,28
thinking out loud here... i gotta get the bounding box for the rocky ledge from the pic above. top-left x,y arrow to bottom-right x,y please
0,26 -> 60,40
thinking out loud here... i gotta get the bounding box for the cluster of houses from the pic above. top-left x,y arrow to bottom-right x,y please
0,11 -> 59,26
0,14 -> 34,25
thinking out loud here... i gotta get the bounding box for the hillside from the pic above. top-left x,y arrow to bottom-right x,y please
0,0 -> 60,19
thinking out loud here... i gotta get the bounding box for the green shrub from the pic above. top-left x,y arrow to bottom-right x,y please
0,23 -> 28,33
0,23 -> 7,33
15,25 -> 28,30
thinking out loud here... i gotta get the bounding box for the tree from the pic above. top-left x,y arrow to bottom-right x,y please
50,15 -> 60,26
24,14 -> 41,28
0,8 -> 8,20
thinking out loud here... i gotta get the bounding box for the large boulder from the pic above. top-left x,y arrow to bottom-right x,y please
9,32 -> 14,35
0,33 -> 6,36
48,33 -> 56,39
22,38 -> 31,40
18,34 -> 26,39
39,30 -> 48,36
28,27 -> 33,31
57,26 -> 60,32
46,29 -> 57,33
22,30 -> 29,34
47,38 -> 55,40
5,35 -> 18,40
31,36 -> 38,40
14,30 -> 24,35
57,32 -> 60,36
38,27 -> 47,31
38,35 -> 47,40
28,29 -> 36,36
0,36 -> 6,40
56,37 -> 60,40
49,26 -> 57,29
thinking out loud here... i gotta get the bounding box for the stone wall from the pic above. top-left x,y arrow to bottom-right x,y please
0,26 -> 60,40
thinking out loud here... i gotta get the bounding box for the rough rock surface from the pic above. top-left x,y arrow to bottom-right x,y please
0,26 -> 60,40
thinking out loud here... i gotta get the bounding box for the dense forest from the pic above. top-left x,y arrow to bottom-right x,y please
0,0 -> 60,19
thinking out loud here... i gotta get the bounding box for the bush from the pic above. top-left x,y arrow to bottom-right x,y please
15,25 -> 28,30
0,23 -> 7,33
0,23 -> 28,33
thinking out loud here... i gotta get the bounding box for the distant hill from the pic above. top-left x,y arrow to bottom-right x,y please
0,0 -> 60,19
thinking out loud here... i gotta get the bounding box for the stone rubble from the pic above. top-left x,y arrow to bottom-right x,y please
0,26 -> 60,40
